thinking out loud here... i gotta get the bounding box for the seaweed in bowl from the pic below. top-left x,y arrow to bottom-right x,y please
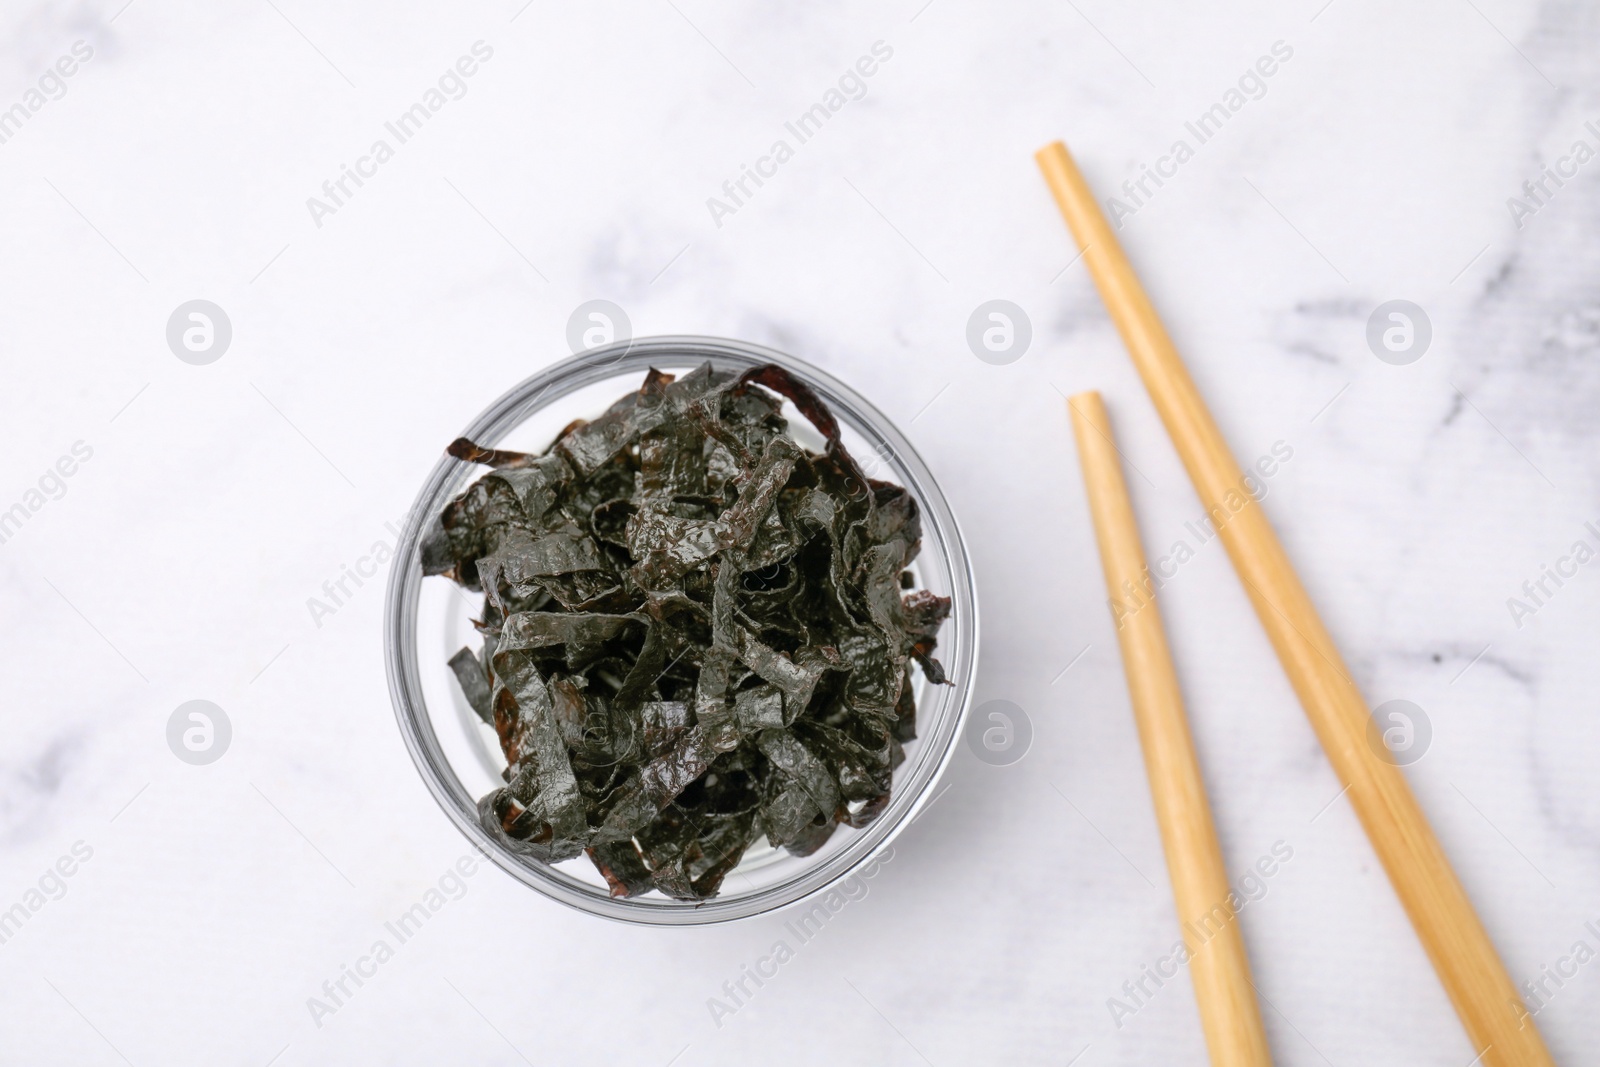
422,362 -> 951,901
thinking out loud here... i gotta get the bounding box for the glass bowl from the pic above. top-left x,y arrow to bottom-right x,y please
384,336 -> 978,924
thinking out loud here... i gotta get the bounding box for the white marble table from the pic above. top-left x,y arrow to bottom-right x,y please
1,1 -> 1596,1064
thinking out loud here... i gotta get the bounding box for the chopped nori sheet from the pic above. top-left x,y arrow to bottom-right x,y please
427,362 -> 950,900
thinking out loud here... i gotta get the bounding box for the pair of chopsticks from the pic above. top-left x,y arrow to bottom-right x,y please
1037,142 -> 1554,1067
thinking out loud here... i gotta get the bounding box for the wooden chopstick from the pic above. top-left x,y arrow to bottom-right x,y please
1037,141 -> 1553,1067
1070,390 -> 1273,1067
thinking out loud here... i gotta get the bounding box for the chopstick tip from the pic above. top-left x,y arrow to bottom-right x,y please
1035,139 -> 1070,164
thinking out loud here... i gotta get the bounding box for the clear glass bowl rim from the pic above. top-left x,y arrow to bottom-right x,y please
383,335 -> 979,925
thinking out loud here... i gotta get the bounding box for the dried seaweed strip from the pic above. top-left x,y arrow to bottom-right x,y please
432,362 -> 950,899
793,718 -> 893,803
587,840 -> 655,898
755,729 -> 841,824
497,611 -> 643,672
447,437 -> 535,469
685,660 -> 741,765
640,725 -> 725,807
626,512 -> 721,591
902,589 -> 953,685
447,646 -> 494,726
736,633 -> 840,725
486,454 -> 572,527
485,658 -> 586,854
557,389 -> 668,476
734,684 -> 784,732
891,668 -> 919,744
784,816 -> 839,858
715,436 -> 800,552
639,700 -> 691,757
760,779 -> 822,847
681,810 -> 756,895
860,543 -> 909,641
633,806 -> 700,900
841,792 -> 892,830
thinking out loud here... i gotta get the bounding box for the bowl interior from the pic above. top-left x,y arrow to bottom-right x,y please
385,337 -> 977,924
